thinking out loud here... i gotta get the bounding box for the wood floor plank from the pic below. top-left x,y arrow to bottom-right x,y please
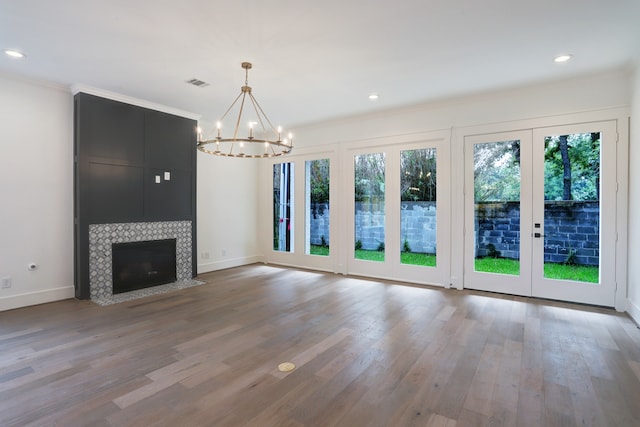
0,264 -> 639,426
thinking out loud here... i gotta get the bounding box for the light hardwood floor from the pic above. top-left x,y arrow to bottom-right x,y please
1,264 -> 640,426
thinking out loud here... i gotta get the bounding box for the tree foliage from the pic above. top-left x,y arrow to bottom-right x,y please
474,140 -> 521,202
354,153 -> 385,202
401,149 -> 437,202
473,134 -> 600,202
544,133 -> 600,201
309,158 -> 330,203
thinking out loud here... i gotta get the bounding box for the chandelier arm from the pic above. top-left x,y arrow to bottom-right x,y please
248,95 -> 269,134
233,92 -> 248,141
218,92 -> 244,124
249,93 -> 278,135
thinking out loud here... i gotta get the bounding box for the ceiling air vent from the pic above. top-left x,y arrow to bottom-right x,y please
186,78 -> 209,88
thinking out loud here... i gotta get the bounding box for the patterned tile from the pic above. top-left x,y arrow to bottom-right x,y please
88,221 -> 192,302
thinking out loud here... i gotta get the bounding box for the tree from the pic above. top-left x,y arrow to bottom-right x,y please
474,140 -> 521,202
309,159 -> 330,203
400,149 -> 437,202
544,133 -> 600,201
559,135 -> 572,200
354,153 -> 385,202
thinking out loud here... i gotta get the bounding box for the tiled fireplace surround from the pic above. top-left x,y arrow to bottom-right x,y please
88,221 -> 193,303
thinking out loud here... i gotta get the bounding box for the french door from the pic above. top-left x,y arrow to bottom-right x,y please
346,135 -> 450,287
464,121 -> 617,306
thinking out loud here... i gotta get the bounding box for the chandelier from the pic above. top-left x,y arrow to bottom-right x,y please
197,62 -> 293,158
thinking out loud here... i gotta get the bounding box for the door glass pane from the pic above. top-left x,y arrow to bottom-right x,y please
543,133 -> 600,283
273,162 -> 294,252
474,141 -> 521,275
400,148 -> 437,266
306,159 -> 330,256
354,153 -> 385,261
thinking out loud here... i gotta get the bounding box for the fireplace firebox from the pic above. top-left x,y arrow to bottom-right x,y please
112,239 -> 177,294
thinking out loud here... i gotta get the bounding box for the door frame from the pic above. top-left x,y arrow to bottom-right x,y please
457,109 -> 628,310
342,130 -> 452,287
463,130 -> 533,296
531,121 -> 618,306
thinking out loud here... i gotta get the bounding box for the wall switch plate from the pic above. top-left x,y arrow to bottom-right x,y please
155,175 -> 161,184
164,171 -> 171,181
1,277 -> 11,288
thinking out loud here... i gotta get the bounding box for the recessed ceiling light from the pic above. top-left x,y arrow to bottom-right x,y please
369,93 -> 379,100
4,49 -> 26,59
554,54 -> 573,63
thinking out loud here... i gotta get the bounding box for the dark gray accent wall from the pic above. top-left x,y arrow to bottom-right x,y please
74,92 -> 197,299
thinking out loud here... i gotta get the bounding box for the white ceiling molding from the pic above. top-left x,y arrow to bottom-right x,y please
71,84 -> 201,120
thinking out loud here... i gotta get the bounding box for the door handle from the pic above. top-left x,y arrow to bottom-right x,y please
534,232 -> 545,238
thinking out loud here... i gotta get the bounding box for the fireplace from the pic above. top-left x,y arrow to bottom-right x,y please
88,221 -> 193,302
112,239 -> 177,294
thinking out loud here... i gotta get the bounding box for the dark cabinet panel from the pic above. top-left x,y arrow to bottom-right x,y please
145,110 -> 196,170
145,169 -> 192,220
78,93 -> 145,164
87,163 -> 144,221
74,92 -> 197,299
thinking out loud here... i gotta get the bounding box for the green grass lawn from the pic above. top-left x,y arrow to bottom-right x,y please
311,246 -> 598,283
311,246 -> 434,265
543,262 -> 599,283
353,249 -> 436,266
354,249 -> 384,262
475,257 -> 520,275
309,245 -> 330,256
475,257 -> 599,283
400,252 -> 436,266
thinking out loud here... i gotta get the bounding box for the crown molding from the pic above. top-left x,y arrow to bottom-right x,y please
71,84 -> 201,120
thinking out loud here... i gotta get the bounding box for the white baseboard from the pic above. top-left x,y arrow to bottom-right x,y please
627,298 -> 640,326
0,286 -> 75,312
197,255 -> 264,274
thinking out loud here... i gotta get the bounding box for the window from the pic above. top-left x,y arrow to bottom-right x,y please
306,159 -> 330,256
354,153 -> 385,261
273,162 -> 294,252
400,148 -> 437,266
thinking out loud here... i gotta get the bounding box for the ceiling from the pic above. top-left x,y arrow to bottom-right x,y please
1,0 -> 639,129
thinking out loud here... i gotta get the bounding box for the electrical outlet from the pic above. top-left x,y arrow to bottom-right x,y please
1,277 -> 11,289
221,249 -> 227,256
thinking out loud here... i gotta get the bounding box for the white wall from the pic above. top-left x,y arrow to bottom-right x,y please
196,151 -> 261,273
293,69 -> 631,147
0,73 -> 74,311
627,65 -> 640,324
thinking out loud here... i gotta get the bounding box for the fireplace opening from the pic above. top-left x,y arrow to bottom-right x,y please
112,239 -> 177,294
